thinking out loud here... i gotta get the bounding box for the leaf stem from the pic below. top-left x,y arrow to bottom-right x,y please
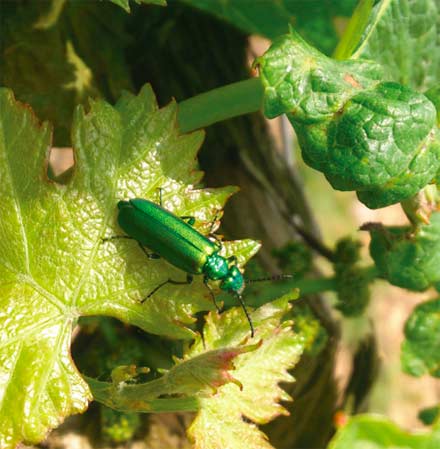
177,77 -> 264,133
222,265 -> 380,308
333,0 -> 375,60
85,376 -> 200,413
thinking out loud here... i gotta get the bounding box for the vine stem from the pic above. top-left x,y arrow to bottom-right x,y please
85,376 -> 200,413
292,265 -> 380,296
221,265 -> 380,309
177,77 -> 264,133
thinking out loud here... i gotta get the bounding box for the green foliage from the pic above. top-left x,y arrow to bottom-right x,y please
0,86 -> 260,447
328,414 -> 440,449
333,238 -> 371,316
401,185 -> 440,225
2,1 -> 440,447
187,298 -> 303,449
334,237 -> 362,266
101,408 -> 141,443
181,0 -> 358,54
0,1 -> 133,145
109,0 -> 166,12
271,241 -> 313,278
32,0 -> 67,29
426,85 -> 440,124
333,0 -> 376,60
87,298 -> 304,449
401,298 -> 440,377
419,405 -> 440,426
334,265 -> 371,316
290,305 -> 328,356
353,0 -> 440,91
257,30 -> 440,209
21,0 -> 167,27
368,212 -> 440,291
87,342 -> 259,412
74,317 -> 169,443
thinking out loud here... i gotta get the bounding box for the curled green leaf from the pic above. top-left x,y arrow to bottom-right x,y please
333,237 -> 371,316
367,212 -> 440,291
257,31 -> 440,208
353,0 -> 440,92
401,298 -> 440,378
329,414 -> 440,449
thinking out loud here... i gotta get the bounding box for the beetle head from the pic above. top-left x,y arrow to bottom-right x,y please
220,265 -> 244,294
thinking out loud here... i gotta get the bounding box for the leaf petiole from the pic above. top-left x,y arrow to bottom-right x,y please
177,77 -> 264,133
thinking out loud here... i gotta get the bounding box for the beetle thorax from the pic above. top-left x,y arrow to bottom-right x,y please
203,253 -> 229,280
220,266 -> 244,293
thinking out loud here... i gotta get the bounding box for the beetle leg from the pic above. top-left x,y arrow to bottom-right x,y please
168,274 -> 193,286
227,255 -> 238,266
180,216 -> 196,226
137,242 -> 160,260
208,233 -> 222,248
102,235 -> 134,242
141,274 -> 193,303
203,277 -> 221,312
156,188 -> 195,225
102,236 -> 160,260
208,210 -> 221,234
157,187 -> 164,206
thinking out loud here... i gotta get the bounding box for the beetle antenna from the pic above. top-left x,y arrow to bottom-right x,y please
245,274 -> 293,284
235,293 -> 254,338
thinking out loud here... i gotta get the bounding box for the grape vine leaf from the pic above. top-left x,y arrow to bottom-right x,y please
32,0 -> 167,28
181,0 -> 358,54
0,85 -> 260,447
187,296 -> 303,449
368,212 -> 440,292
86,295 -> 303,449
353,0 -> 440,91
401,297 -> 440,377
328,414 -> 440,449
1,1 -> 134,145
256,30 -> 440,209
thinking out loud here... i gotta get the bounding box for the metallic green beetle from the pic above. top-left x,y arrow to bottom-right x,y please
106,198 -> 255,336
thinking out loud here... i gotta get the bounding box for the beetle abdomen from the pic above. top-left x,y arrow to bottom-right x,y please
117,199 -> 218,274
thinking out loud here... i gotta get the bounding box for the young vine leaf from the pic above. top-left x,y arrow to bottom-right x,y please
187,296 -> 303,449
181,0 -> 359,54
86,295 -> 304,449
353,0 -> 440,92
256,29 -> 440,209
328,414 -> 440,449
367,212 -> 440,292
0,85 -> 261,447
401,298 -> 440,378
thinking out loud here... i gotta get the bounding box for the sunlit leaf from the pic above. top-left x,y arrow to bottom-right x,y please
0,85 -> 259,447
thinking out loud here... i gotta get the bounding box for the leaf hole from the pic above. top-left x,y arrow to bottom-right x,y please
47,147 -> 74,184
